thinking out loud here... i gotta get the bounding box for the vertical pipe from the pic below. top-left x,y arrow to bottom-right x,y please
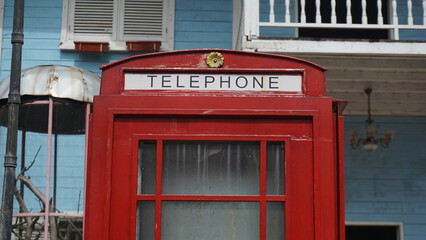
19,131 -> 25,204
53,134 -> 58,208
269,0 -> 275,22
346,0 -> 352,24
43,98 -> 54,239
0,0 -> 24,239
377,0 -> 383,25
408,0 -> 413,25
301,0 -> 306,23
18,130 -> 25,237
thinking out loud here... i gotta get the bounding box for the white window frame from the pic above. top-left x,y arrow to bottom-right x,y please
60,0 -> 174,51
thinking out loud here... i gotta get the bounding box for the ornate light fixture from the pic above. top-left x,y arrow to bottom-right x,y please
348,88 -> 394,151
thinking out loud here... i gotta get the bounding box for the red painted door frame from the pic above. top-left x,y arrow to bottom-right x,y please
84,50 -> 345,240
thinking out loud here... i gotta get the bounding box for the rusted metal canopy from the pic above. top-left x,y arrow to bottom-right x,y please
0,65 -> 101,134
0,65 -> 100,103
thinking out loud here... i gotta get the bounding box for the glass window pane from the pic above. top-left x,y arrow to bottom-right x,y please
162,201 -> 259,240
267,142 -> 285,195
138,141 -> 156,194
267,202 -> 285,240
162,141 -> 260,195
136,201 -> 155,240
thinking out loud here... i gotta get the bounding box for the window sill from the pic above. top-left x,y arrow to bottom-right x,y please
60,40 -> 165,52
74,41 -> 109,52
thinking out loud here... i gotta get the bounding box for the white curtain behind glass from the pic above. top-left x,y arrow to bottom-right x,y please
162,141 -> 260,195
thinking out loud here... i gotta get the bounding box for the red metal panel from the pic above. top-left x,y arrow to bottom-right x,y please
85,50 -> 344,240
85,98 -> 341,240
337,115 -> 346,240
108,115 -> 314,240
334,100 -> 347,240
314,101 -> 339,240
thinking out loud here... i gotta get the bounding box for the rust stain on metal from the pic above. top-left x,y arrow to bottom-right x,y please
47,66 -> 59,91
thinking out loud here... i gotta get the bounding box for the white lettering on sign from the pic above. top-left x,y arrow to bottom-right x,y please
124,74 -> 302,92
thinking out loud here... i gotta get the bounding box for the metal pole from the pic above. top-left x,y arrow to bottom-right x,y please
0,0 -> 25,239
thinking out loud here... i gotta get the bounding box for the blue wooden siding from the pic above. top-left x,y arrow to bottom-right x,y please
1,0 -> 233,79
0,128 -> 85,213
0,0 -> 134,79
174,0 -> 233,50
345,116 -> 426,240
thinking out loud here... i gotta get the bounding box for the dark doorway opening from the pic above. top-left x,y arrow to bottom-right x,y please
346,225 -> 399,240
299,0 -> 389,39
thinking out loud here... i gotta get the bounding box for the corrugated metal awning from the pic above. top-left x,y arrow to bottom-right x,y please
0,65 -> 101,134
0,65 -> 100,103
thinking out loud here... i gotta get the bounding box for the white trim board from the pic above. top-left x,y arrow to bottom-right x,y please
243,39 -> 426,56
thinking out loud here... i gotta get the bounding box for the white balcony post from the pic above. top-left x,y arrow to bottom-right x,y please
424,0 -> 426,25
377,0 -> 383,25
269,0 -> 275,23
331,0 -> 337,24
392,0 -> 399,39
301,0 -> 306,23
408,0 -> 413,26
346,0 -> 352,24
392,0 -> 398,25
244,0 -> 259,40
285,0 -> 290,23
315,0 -> 321,23
361,0 -> 367,24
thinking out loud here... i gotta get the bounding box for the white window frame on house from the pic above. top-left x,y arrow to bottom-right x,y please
60,0 -> 175,51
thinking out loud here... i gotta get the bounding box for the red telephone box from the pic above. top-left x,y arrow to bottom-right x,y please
85,49 -> 346,240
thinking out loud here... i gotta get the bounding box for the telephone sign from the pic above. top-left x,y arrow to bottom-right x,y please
124,73 -> 302,92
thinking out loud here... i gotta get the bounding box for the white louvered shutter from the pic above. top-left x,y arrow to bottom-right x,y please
124,0 -> 164,37
74,0 -> 114,34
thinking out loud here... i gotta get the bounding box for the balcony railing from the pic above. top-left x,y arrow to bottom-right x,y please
244,0 -> 426,40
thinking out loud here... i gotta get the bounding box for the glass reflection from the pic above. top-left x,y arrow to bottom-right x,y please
138,141 -> 156,194
267,142 -> 285,195
162,201 -> 259,240
136,201 -> 155,240
267,202 -> 285,240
